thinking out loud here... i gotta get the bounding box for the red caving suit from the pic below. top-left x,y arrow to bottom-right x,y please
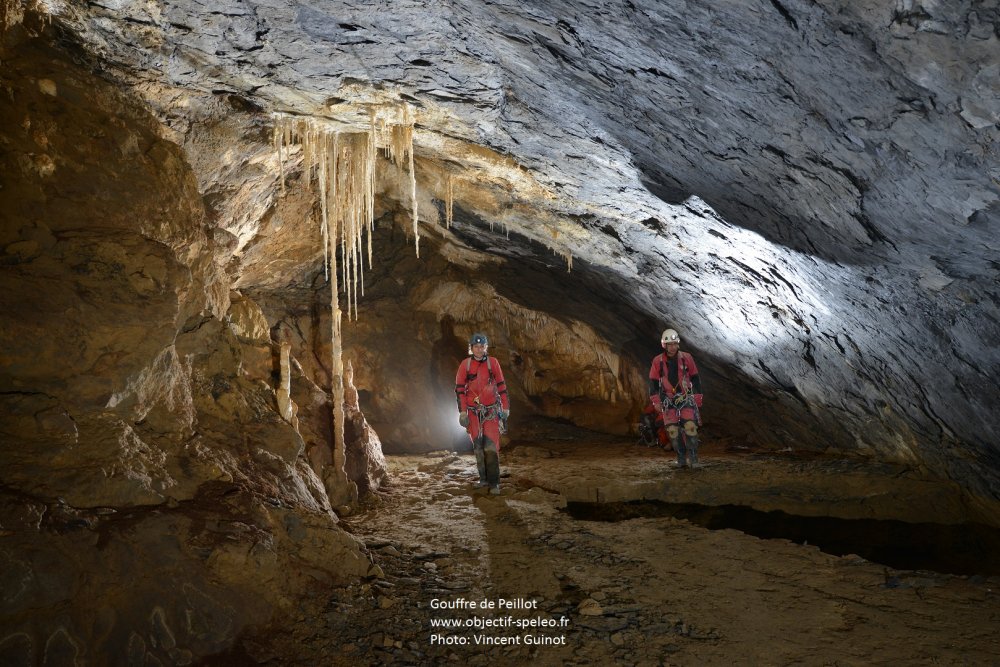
455,355 -> 510,450
648,350 -> 701,425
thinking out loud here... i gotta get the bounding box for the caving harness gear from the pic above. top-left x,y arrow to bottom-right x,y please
459,355 -> 502,419
637,405 -> 667,448
654,351 -> 701,425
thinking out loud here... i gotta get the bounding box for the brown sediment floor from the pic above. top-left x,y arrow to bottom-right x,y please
224,434 -> 1000,666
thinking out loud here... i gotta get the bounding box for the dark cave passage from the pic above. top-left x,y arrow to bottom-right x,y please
565,500 -> 1000,577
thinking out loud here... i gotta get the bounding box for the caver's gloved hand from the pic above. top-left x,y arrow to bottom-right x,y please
459,412 -> 470,428
651,396 -> 662,412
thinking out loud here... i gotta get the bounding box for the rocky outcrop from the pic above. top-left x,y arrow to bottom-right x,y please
7,0 -> 998,496
0,28 -> 373,662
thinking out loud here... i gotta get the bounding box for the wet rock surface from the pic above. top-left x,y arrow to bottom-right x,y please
0,32 -> 377,662
221,432 -> 1000,666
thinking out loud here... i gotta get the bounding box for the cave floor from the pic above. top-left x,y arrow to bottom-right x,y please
229,435 -> 1000,666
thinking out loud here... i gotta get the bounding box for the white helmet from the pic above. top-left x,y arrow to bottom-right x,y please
661,328 -> 681,345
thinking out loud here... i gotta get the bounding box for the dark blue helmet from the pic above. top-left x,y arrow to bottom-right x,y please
469,332 -> 489,347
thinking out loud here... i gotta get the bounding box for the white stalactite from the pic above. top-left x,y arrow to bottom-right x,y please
272,107 -> 421,506
446,175 -> 454,229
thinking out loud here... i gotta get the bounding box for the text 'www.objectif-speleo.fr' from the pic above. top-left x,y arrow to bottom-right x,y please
427,597 -> 570,647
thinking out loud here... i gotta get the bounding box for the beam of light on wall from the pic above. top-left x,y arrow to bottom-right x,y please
647,196 -> 841,369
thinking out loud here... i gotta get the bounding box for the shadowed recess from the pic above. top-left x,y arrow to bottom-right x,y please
565,500 -> 1000,577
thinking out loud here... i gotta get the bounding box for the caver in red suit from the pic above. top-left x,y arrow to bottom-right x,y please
649,328 -> 704,468
455,332 -> 510,495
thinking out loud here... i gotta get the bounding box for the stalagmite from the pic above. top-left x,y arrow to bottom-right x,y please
327,207 -> 354,506
276,341 -> 298,430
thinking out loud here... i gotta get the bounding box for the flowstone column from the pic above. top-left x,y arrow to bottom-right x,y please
325,217 -> 358,509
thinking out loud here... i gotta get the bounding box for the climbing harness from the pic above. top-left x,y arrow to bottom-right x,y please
657,352 -> 692,403
470,398 -> 500,423
458,353 -> 509,435
656,351 -> 700,425
636,413 -> 659,447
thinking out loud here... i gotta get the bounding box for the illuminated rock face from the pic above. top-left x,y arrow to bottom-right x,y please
1,0 -> 999,660
56,0 -> 992,495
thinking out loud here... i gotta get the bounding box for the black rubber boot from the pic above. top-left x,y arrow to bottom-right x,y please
686,435 -> 702,468
473,444 -> 488,487
672,436 -> 687,468
483,439 -> 501,494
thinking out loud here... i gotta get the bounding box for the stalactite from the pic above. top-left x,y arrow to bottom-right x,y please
365,111 -> 376,282
319,133 -> 329,281
384,103 -> 419,257
274,124 -> 286,194
273,107 -> 424,505
406,105 -> 419,258
446,175 -> 454,229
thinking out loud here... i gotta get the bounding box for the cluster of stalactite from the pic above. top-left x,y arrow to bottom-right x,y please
272,104 -> 418,502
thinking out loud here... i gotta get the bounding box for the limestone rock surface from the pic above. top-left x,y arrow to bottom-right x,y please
0,31 -> 373,662
20,0 -> 995,500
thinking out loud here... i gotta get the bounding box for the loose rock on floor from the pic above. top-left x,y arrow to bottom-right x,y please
219,437 -> 1000,666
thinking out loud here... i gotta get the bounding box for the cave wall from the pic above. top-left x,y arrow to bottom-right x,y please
0,28 -> 374,663
51,0 -> 994,501
148,91 -> 653,454
246,218 -> 651,455
4,1 -> 998,500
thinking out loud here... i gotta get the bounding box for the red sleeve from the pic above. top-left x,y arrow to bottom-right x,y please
648,354 -> 662,381
455,361 -> 469,411
492,358 -> 510,411
683,352 -> 699,377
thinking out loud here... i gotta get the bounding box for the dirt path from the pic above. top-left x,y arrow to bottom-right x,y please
231,438 -> 1000,666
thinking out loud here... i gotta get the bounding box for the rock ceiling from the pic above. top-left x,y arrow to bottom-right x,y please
5,3 -> 1000,495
